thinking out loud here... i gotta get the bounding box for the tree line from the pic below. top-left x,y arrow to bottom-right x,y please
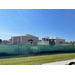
65,41 -> 75,45
0,39 -> 9,44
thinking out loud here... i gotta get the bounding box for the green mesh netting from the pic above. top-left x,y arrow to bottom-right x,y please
0,45 -> 75,55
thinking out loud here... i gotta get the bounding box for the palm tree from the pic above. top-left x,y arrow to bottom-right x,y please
70,41 -> 72,44
65,42 -> 69,44
72,41 -> 75,45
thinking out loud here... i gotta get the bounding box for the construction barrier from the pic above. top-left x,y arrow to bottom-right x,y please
0,45 -> 75,55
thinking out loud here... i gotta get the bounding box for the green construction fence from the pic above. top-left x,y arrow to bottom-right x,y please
0,45 -> 75,55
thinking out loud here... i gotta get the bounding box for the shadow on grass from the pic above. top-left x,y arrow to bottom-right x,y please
0,51 -> 75,59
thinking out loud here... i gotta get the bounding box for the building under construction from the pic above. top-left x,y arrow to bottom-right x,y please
10,34 -> 38,45
38,37 -> 65,45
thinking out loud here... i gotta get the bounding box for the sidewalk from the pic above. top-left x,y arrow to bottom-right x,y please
42,59 -> 75,65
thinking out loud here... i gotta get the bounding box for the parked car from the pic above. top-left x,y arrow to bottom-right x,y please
69,62 -> 75,65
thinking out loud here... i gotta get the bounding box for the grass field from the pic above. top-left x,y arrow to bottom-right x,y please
0,52 -> 75,65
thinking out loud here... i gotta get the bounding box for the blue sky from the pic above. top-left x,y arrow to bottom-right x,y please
0,9 -> 75,42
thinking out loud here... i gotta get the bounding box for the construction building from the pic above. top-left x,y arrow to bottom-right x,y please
9,34 -> 65,45
38,37 -> 65,45
10,34 -> 38,45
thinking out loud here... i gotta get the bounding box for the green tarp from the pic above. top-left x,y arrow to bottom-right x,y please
0,45 -> 75,55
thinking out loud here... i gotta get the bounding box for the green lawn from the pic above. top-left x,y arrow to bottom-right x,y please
0,52 -> 75,65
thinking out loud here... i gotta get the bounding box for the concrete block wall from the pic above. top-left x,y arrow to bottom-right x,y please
11,37 -> 18,44
10,36 -> 38,45
20,36 -> 38,45
55,39 -> 65,45
38,41 -> 49,45
17,36 -> 20,44
10,37 -> 18,44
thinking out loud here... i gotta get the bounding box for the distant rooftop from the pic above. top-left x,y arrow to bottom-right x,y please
39,37 -> 65,40
49,37 -> 59,39
49,37 -> 65,40
25,34 -> 36,37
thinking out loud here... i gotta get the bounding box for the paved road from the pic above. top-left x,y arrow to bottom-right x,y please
42,59 -> 75,65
